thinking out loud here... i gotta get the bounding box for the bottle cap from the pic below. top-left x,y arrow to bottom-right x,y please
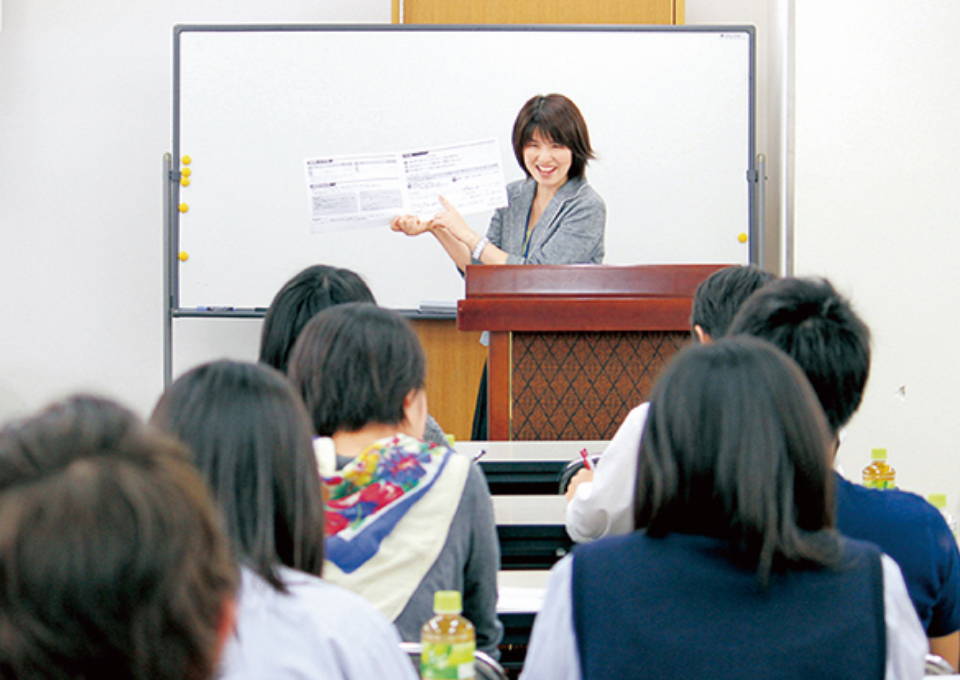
870,448 -> 888,461
434,590 -> 463,614
929,493 -> 947,509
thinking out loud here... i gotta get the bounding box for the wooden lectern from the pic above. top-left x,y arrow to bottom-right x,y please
457,264 -> 729,440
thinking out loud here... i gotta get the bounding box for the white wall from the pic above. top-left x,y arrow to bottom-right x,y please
685,0 -> 784,272
794,1 -> 960,509
688,0 -> 960,510
0,0 -> 782,425
0,0 -> 387,421
13,0 -> 954,514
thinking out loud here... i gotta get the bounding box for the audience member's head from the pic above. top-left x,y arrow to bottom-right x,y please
151,360 -> 325,590
635,337 -> 838,585
690,264 -> 776,342
259,265 -> 376,374
728,277 -> 871,437
288,303 -> 427,439
0,395 -> 236,680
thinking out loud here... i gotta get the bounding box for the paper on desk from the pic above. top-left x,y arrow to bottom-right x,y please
304,138 -> 507,233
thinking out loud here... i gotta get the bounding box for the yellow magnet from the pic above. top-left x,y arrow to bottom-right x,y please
181,167 -> 192,177
181,155 -> 192,165
178,203 -> 189,213
180,177 -> 191,187
738,233 -> 748,244
178,251 -> 189,262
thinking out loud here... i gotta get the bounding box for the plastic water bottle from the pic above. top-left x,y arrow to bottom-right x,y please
862,448 -> 896,489
929,494 -> 958,539
421,590 -> 475,680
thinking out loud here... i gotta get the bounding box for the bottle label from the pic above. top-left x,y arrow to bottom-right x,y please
421,641 -> 475,679
863,479 -> 895,490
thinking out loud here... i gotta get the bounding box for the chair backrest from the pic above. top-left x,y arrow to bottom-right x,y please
399,641 -> 508,680
925,653 -> 955,676
475,649 -> 509,680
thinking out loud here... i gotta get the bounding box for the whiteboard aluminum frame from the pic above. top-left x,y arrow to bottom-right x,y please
168,23 -> 757,318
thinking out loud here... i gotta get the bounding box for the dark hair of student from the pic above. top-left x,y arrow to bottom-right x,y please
259,265 -> 376,374
0,395 -> 236,680
288,303 -> 426,438
690,265 -> 776,339
512,93 -> 595,180
634,337 -> 842,586
727,277 -> 871,435
150,360 -> 325,590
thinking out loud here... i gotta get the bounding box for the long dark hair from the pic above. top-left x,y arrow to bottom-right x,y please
634,336 -> 841,586
151,360 -> 324,590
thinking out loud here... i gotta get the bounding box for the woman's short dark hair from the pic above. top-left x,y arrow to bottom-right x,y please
512,93 -> 595,180
288,303 -> 426,437
634,336 -> 841,586
690,265 -> 776,339
259,265 -> 376,374
0,395 -> 236,680
151,360 -> 324,590
728,277 -> 871,435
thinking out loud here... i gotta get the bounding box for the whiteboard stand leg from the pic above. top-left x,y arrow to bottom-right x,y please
756,153 -> 767,270
163,152 -> 174,389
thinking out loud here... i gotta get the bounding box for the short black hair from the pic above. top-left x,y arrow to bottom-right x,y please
728,277 -> 871,435
259,265 -> 376,374
512,94 -> 595,180
690,265 -> 776,339
635,337 -> 840,586
151,360 -> 325,591
288,303 -> 426,437
0,395 -> 236,680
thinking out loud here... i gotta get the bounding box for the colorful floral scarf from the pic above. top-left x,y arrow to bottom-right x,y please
324,434 -> 452,574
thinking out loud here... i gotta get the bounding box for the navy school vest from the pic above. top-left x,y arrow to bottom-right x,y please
572,532 -> 885,680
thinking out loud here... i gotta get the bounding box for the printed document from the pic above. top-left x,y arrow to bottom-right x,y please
304,139 -> 507,233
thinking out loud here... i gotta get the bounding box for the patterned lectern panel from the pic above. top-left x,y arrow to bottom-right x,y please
511,331 -> 690,440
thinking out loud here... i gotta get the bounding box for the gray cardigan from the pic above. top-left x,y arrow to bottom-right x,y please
481,176 -> 606,265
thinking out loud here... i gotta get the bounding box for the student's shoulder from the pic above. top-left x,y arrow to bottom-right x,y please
279,566 -> 396,628
460,456 -> 494,505
837,475 -> 946,532
623,402 -> 650,426
839,476 -> 928,511
572,530 -> 639,561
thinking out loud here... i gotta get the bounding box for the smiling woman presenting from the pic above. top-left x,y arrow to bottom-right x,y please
391,93 -> 606,270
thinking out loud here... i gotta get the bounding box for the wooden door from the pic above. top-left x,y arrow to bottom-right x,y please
393,0 -> 684,25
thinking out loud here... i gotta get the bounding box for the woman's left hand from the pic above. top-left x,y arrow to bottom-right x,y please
390,214 -> 433,236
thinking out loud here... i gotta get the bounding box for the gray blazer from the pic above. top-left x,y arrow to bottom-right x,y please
480,176 -> 606,265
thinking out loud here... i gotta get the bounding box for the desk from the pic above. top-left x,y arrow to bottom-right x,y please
463,440 -> 604,570
497,571 -> 550,658
467,439 -> 606,497
457,439 -> 607,459
461,440 -> 607,670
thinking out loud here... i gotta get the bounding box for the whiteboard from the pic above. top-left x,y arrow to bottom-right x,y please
171,25 -> 755,313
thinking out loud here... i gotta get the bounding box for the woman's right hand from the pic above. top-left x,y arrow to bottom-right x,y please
564,467 -> 594,501
390,214 -> 433,236
431,196 -> 473,245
